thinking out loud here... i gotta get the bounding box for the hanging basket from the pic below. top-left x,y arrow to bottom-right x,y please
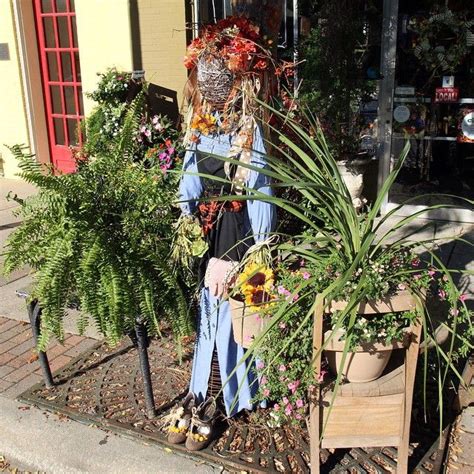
197,55 -> 234,107
229,297 -> 271,349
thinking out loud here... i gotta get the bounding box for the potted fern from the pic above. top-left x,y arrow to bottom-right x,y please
3,92 -> 193,350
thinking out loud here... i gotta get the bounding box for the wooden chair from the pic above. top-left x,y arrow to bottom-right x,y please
310,294 -> 422,473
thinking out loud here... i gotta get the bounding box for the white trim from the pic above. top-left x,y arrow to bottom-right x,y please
385,202 -> 474,223
12,0 -> 36,154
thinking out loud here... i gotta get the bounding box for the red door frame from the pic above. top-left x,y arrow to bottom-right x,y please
33,0 -> 84,174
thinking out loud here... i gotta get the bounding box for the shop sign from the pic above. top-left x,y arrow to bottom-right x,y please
393,105 -> 410,123
434,87 -> 459,103
395,86 -> 415,96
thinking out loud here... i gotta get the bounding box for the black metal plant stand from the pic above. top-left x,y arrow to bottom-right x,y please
134,317 -> 156,418
27,299 -> 54,388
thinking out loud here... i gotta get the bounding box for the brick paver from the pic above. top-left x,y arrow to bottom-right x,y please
0,317 -> 97,400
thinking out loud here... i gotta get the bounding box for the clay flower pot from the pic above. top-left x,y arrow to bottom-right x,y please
324,291 -> 417,383
324,330 -> 406,383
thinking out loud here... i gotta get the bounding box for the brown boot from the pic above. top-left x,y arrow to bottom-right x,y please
185,396 -> 218,451
165,392 -> 196,444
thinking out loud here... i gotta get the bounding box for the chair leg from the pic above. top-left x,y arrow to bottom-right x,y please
397,440 -> 409,474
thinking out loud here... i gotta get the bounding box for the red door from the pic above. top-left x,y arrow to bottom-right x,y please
34,0 -> 84,173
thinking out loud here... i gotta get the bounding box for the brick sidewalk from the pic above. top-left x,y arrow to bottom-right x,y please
0,316 -> 96,399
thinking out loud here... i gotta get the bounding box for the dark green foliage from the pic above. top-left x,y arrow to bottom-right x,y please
3,93 -> 194,349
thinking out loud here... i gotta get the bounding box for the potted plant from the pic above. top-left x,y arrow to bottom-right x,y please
3,86 -> 194,349
299,1 -> 378,209
221,104 -> 472,423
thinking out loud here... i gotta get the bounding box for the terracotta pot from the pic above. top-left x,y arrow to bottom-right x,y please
324,291 -> 416,383
324,330 -> 406,383
229,297 -> 271,349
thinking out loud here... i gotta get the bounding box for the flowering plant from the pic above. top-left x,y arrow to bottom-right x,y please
86,68 -> 132,105
248,237 -> 472,426
184,17 -> 271,73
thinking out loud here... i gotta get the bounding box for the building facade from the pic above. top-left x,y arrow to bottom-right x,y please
1,0 -> 189,178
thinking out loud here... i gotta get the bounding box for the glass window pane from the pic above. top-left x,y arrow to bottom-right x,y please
55,0 -> 68,12
43,17 -> 55,48
74,52 -> 81,81
64,86 -> 76,115
57,16 -> 70,47
71,16 -> 78,48
67,119 -> 79,146
50,85 -> 62,113
53,118 -> 65,145
41,0 -> 53,13
47,52 -> 59,81
61,52 -> 73,81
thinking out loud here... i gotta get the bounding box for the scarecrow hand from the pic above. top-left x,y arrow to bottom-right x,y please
205,258 -> 238,298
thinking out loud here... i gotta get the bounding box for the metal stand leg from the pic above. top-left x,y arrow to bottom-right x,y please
135,318 -> 156,418
27,300 -> 54,388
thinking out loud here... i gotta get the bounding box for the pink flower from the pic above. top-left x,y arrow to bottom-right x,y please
413,274 -> 422,280
279,322 -> 287,330
428,269 -> 436,278
318,370 -> 327,382
300,259 -> 306,267
154,123 -> 164,131
287,380 -> 301,394
279,364 -> 287,372
144,129 -> 151,138
292,294 -> 299,302
282,397 -> 289,405
450,308 -> 459,317
284,403 -> 293,416
295,413 -> 302,420
256,360 -> 265,370
296,399 -> 304,408
302,272 -> 310,280
273,403 -> 280,411
260,376 -> 268,385
411,258 -> 420,267
397,284 -> 406,291
438,289 -> 446,300
277,285 -> 287,295
459,294 -> 468,302
263,388 -> 270,397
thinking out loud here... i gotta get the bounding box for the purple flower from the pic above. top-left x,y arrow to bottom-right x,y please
302,272 -> 310,280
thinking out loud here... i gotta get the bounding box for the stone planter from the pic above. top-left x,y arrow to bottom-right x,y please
229,297 -> 271,349
336,158 -> 371,210
324,291 -> 417,383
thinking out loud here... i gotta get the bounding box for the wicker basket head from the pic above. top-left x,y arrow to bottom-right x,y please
197,55 -> 234,107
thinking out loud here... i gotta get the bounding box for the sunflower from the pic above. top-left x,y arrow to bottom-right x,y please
237,262 -> 274,296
